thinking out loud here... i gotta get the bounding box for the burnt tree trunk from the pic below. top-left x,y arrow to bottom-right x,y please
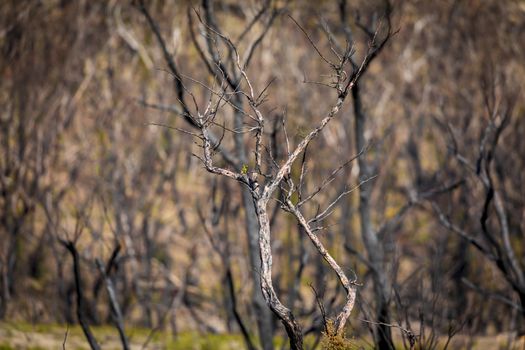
353,84 -> 394,350
61,240 -> 101,350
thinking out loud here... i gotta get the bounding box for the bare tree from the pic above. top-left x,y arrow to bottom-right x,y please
58,212 -> 101,350
137,1 -> 279,347
140,5 -> 392,346
432,74 -> 525,323
337,1 -> 396,348
95,243 -> 130,350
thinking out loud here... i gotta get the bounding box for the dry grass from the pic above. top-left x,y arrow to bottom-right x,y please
1,321 -> 524,349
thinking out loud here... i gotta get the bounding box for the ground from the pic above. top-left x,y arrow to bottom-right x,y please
0,322 -> 524,349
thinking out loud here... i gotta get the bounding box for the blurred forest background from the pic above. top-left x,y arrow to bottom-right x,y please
1,0 -> 525,349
